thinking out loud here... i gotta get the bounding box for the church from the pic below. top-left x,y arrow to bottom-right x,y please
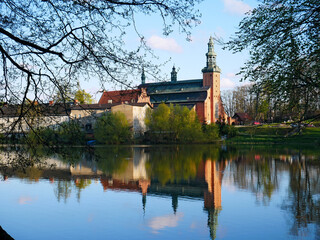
99,37 -> 229,124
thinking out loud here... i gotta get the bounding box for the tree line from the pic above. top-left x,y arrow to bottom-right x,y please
225,0 -> 320,123
222,84 -> 320,123
12,103 -> 235,145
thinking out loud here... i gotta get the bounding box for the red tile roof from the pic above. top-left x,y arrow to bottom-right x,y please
98,89 -> 141,104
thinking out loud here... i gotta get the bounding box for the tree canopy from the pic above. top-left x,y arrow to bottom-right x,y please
0,0 -> 202,120
94,112 -> 132,144
226,0 -> 320,119
145,103 -> 205,142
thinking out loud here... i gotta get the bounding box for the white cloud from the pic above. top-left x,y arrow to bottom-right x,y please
148,213 -> 183,234
147,35 -> 183,53
221,78 -> 236,89
222,0 -> 252,15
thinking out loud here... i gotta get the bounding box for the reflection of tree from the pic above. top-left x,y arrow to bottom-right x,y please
54,180 -> 72,203
95,147 -> 131,175
146,145 -> 212,185
54,147 -> 86,166
230,156 -> 279,204
282,160 -> 320,237
16,167 -> 43,182
74,178 -> 92,202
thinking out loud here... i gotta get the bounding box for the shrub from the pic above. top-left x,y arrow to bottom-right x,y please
220,124 -> 237,138
203,124 -> 220,141
94,112 -> 132,144
25,121 -> 85,145
145,103 -> 204,143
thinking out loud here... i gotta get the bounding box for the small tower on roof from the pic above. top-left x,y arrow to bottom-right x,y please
141,67 -> 146,84
171,65 -> 177,82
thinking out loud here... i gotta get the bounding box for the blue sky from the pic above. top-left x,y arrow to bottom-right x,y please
84,0 -> 259,101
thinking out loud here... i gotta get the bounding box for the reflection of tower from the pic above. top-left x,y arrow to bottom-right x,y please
139,179 -> 150,214
133,148 -> 148,180
203,160 -> 226,240
172,194 -> 178,214
135,148 -> 150,214
204,160 -> 222,209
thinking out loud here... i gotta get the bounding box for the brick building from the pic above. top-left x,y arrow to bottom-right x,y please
99,37 -> 229,124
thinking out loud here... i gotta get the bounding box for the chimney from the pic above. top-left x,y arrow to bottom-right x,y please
49,101 -> 54,106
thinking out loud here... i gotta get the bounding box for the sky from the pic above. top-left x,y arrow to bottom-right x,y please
82,0 -> 259,101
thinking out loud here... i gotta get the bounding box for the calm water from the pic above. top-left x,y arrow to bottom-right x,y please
0,145 -> 320,240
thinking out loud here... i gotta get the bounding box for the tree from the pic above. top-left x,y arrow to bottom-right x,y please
94,112 -> 132,144
74,89 -> 94,104
0,0 -> 202,133
145,103 -> 204,142
226,0 -> 320,120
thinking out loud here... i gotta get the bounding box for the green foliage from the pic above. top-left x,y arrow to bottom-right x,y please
25,121 -> 85,145
203,124 -> 220,141
74,89 -> 94,104
94,112 -> 132,144
226,0 -> 320,120
229,126 -> 320,145
219,123 -> 238,138
258,99 -> 269,122
57,121 -> 85,145
145,103 -> 204,143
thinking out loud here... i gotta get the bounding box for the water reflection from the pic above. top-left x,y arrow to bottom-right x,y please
0,145 -> 320,239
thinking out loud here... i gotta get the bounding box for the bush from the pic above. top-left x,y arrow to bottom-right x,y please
25,121 -> 85,145
94,112 -> 132,144
145,103 -> 204,143
219,124 -> 237,138
203,124 -> 220,141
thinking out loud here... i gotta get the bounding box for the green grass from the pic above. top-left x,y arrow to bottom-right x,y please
228,126 -> 320,145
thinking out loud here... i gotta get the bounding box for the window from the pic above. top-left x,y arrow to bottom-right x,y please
79,114 -> 81,118
108,99 -> 112,103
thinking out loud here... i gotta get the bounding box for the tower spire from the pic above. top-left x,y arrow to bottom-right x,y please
141,67 -> 146,84
202,36 -> 221,73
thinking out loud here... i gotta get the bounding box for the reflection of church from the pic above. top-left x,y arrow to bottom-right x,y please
98,149 -> 225,240
1,148 -> 225,240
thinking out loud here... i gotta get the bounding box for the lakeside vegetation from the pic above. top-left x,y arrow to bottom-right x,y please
228,125 -> 320,145
1,108 -> 319,146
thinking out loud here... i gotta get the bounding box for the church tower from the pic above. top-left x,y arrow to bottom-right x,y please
202,36 -> 221,123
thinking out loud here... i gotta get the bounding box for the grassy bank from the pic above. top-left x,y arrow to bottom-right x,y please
227,125 -> 320,145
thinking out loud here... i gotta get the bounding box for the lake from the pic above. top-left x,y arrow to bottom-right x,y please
0,144 -> 319,240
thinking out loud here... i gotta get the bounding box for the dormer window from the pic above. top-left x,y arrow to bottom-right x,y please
108,99 -> 112,103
